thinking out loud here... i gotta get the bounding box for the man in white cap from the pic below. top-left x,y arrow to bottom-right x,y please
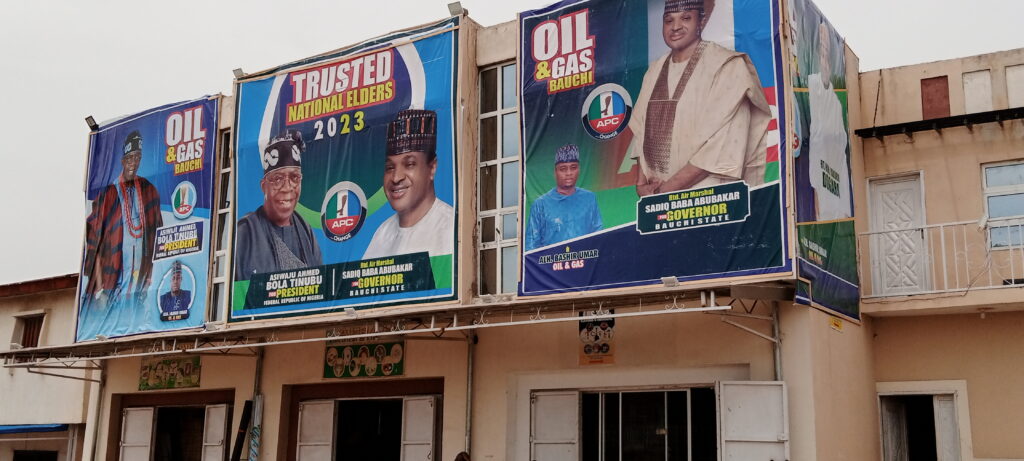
234,130 -> 322,280
525,144 -> 602,251
364,109 -> 454,259
807,20 -> 852,220
630,0 -> 772,196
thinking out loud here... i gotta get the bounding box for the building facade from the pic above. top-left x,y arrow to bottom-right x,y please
1,2 -> 1023,461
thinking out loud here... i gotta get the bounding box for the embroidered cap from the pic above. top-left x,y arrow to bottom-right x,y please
123,131 -> 143,156
386,109 -> 437,160
171,260 -> 183,275
555,144 -> 580,164
262,130 -> 304,175
664,0 -> 713,14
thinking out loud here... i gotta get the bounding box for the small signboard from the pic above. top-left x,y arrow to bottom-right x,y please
324,341 -> 404,378
139,356 -> 201,390
579,310 -> 615,365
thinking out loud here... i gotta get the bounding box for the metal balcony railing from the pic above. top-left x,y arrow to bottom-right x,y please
858,218 -> 1024,298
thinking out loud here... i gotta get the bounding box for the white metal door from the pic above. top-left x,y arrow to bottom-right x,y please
401,396 -> 437,461
119,407 -> 154,461
530,391 -> 579,461
933,395 -> 962,461
870,175 -> 929,295
202,404 -> 229,461
718,381 -> 789,461
296,400 -> 335,461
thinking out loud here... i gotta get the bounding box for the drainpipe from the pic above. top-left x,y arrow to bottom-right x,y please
88,361 -> 106,461
464,333 -> 476,455
772,301 -> 783,381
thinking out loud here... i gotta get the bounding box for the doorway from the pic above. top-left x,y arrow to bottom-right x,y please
12,451 -> 58,461
153,406 -> 206,461
869,174 -> 929,295
335,399 -> 404,461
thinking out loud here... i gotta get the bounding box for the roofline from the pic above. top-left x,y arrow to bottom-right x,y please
0,274 -> 78,298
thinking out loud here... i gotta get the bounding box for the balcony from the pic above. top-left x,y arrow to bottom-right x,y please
859,218 -> 1024,306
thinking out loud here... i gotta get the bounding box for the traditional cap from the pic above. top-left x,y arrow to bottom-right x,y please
123,131 -> 143,156
262,130 -> 304,175
555,144 -> 580,164
386,109 -> 437,160
665,0 -> 702,12
665,0 -> 715,27
171,260 -> 183,275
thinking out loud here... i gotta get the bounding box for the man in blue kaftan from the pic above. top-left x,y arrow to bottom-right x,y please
525,144 -> 603,251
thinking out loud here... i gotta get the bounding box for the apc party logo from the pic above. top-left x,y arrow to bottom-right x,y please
171,181 -> 197,219
321,182 -> 367,242
581,83 -> 633,140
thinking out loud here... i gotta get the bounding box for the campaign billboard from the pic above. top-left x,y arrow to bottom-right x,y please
230,18 -> 459,321
519,0 -> 789,296
77,96 -> 219,341
788,0 -> 859,319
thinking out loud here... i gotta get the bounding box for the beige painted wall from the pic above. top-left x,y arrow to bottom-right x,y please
857,48 -> 1024,225
855,48 -> 1024,302
0,289 -> 90,426
468,304 -> 776,461
873,311 -> 1024,459
858,48 -> 1024,127
779,302 -> 880,461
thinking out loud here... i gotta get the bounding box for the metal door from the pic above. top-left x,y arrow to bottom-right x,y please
119,407 -> 154,461
296,400 -> 335,461
530,391 -> 579,461
717,381 -> 788,461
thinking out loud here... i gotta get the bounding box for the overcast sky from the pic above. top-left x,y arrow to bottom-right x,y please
1,0 -> 1022,285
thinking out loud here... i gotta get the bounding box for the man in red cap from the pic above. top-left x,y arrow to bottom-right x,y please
364,109 -> 454,259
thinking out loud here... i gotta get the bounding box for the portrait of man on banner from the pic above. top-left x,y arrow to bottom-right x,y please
805,20 -> 852,221
363,109 -> 454,260
82,130 -> 163,310
525,144 -> 602,251
630,0 -> 772,196
234,130 -> 323,281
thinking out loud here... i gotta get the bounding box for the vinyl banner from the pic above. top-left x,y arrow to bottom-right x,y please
788,0 -> 859,319
519,0 -> 788,296
77,96 -> 218,341
231,19 -> 458,321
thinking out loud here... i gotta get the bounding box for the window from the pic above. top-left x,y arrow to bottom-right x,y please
962,70 -> 993,113
209,129 -> 234,321
531,389 -> 717,461
1007,64 -> 1024,108
880,394 -> 961,461
582,389 -> 717,461
982,160 -> 1024,248
921,76 -> 951,119
478,63 -> 520,295
13,314 -> 44,349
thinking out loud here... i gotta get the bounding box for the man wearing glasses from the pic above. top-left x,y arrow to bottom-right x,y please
234,130 -> 322,280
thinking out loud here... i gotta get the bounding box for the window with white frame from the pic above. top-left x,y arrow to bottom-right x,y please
478,63 -> 519,295
982,160 -> 1024,248
209,129 -> 234,321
